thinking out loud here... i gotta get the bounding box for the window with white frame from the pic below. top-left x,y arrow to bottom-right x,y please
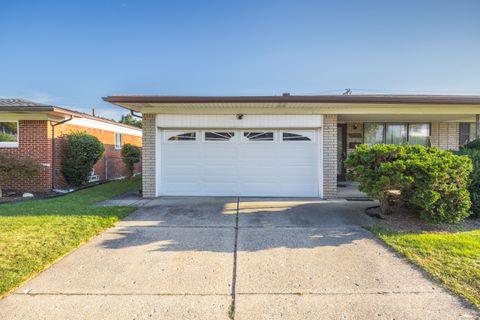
167,131 -> 197,141
243,131 -> 274,141
204,131 -> 235,141
0,121 -> 19,147
114,133 -> 123,149
364,123 -> 430,146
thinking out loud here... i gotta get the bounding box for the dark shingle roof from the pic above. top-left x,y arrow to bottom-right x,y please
0,98 -> 53,108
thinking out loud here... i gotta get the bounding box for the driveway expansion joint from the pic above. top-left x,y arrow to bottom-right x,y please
234,291 -> 441,296
13,292 -> 231,297
229,196 -> 240,319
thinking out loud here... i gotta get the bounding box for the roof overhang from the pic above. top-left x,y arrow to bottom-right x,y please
0,105 -> 141,131
103,95 -> 480,117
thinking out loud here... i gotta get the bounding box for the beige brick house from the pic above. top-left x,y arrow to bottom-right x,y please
105,94 -> 480,199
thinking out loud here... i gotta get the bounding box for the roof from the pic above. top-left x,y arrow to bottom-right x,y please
0,98 -> 52,108
103,94 -> 480,105
0,98 -> 141,131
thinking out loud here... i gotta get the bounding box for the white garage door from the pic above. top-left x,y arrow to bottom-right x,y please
159,129 -> 320,197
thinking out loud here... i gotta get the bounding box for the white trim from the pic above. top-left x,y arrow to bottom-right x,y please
156,114 -> 323,128
0,120 -> 19,148
317,128 -> 323,198
68,118 -> 142,136
154,126 -> 163,197
155,123 -> 160,197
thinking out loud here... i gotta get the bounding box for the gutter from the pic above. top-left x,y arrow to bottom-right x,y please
130,110 -> 142,119
50,116 -> 73,189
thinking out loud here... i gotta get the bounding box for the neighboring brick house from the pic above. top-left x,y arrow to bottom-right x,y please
104,94 -> 480,199
0,99 -> 142,193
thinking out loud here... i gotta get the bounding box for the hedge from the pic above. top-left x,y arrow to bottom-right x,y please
345,144 -> 472,223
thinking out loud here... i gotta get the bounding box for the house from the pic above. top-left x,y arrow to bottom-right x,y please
104,94 -> 480,199
0,98 -> 142,193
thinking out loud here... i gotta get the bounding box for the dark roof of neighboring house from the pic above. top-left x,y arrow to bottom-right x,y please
0,98 -> 141,131
0,98 -> 53,108
104,94 -> 480,105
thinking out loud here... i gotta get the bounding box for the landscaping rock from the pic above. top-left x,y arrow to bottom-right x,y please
22,193 -> 34,198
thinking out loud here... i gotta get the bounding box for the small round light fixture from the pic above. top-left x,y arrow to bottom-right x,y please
236,114 -> 244,120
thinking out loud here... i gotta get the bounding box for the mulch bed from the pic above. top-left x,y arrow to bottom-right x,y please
367,206 -> 480,233
0,191 -> 62,204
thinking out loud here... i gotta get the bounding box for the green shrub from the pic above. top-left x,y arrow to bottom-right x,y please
121,143 -> 141,177
0,154 -> 40,197
345,144 -> 472,223
61,132 -> 105,186
462,138 -> 480,150
455,148 -> 480,216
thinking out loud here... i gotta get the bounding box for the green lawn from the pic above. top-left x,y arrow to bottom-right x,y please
368,226 -> 480,308
0,177 -> 141,298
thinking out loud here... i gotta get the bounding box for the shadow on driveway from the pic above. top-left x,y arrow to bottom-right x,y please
100,198 -> 375,253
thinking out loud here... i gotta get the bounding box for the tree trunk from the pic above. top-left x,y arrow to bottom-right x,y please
379,194 -> 391,215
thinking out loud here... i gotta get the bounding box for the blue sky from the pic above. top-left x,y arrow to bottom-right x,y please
1,0 -> 479,119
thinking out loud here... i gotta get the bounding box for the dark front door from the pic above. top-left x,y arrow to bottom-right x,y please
337,124 -> 347,181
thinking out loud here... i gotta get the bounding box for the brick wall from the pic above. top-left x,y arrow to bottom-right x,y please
0,120 -> 52,192
0,119 -> 142,193
322,114 -> 337,199
52,123 -> 142,188
141,114 -> 156,198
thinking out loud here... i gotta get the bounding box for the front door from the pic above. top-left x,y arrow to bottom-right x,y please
337,124 -> 347,181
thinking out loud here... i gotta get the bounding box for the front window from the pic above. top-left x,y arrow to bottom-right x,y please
386,123 -> 407,145
115,133 -> 123,149
408,123 -> 430,146
364,123 -> 429,146
0,121 -> 18,147
459,123 -> 478,145
364,123 -> 384,145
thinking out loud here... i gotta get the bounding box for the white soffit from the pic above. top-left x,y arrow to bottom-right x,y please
69,118 -> 142,136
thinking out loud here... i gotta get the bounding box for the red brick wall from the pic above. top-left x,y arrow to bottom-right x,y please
0,119 -> 142,193
53,123 -> 142,189
0,120 -> 52,192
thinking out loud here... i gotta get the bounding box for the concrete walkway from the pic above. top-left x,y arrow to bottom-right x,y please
0,198 -> 478,319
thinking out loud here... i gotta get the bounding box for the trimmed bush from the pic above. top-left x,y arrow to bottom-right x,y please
0,154 -> 40,197
121,143 -> 141,177
61,132 -> 105,186
455,148 -> 480,216
345,144 -> 472,223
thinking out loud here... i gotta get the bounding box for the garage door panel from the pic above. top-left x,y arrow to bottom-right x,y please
160,129 -> 319,197
163,183 -> 201,195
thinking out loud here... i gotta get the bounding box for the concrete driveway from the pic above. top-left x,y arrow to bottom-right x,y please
0,197 -> 478,320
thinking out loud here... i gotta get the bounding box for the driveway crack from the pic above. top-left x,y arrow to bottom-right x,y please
229,196 -> 240,319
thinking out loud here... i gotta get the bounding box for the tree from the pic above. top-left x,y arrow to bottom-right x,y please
119,114 -> 142,128
61,132 -> 105,186
121,143 -> 141,177
0,154 -> 40,197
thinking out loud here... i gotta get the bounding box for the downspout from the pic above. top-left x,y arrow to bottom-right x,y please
51,116 -> 73,190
